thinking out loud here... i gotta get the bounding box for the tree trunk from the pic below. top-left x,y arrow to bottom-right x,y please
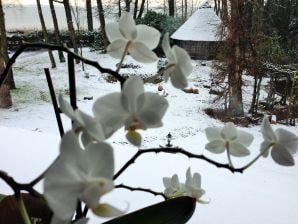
184,0 -> 187,18
118,0 -> 121,17
0,0 -> 12,108
181,0 -> 184,18
49,0 -> 65,63
96,0 -> 109,50
63,0 -> 79,64
36,0 -> 56,68
137,0 -> 146,18
86,0 -> 93,31
125,0 -> 131,12
0,0 -> 15,89
133,0 -> 138,19
168,0 -> 174,16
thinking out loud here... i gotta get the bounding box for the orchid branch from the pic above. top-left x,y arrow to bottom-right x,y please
113,147 -> 245,181
115,183 -> 167,200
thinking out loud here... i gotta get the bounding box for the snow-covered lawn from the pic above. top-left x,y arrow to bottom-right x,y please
1,49 -> 298,224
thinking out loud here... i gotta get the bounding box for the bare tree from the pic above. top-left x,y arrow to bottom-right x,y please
36,0 -> 56,68
86,0 -> 93,31
137,0 -> 146,18
49,0 -> 65,63
133,0 -> 138,19
0,0 -> 12,108
125,0 -> 131,12
168,0 -> 175,16
0,0 -> 15,89
96,0 -> 109,50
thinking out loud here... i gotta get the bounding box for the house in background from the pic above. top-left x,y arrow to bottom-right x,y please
171,2 -> 221,60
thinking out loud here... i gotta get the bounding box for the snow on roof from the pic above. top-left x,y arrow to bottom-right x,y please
171,2 -> 221,42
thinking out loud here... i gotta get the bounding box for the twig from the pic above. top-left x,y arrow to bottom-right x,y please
115,183 -> 167,200
113,147 -> 244,180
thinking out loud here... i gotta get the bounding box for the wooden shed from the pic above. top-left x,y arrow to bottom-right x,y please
171,2 -> 221,60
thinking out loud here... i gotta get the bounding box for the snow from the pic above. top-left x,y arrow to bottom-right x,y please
1,49 -> 298,224
171,3 -> 221,41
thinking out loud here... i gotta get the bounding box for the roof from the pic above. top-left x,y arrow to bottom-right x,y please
171,2 -> 221,42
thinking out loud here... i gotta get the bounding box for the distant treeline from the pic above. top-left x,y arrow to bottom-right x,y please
5,30 -> 102,50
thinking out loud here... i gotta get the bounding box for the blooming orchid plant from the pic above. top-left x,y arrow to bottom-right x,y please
0,12 -> 297,224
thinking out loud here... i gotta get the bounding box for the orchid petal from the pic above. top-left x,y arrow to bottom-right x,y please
170,66 -> 188,89
275,128 -> 298,154
205,127 -> 221,141
260,141 -> 272,157
126,130 -> 142,147
162,33 -> 176,63
59,95 -> 76,120
261,118 -> 277,142
236,130 -> 254,147
107,39 -> 128,59
221,122 -> 237,140
271,144 -> 295,166
105,22 -> 124,42
173,46 -> 192,77
92,203 -> 125,217
128,41 -> 158,63
163,177 -> 172,188
119,12 -> 137,40
122,76 -> 144,113
137,92 -> 168,128
205,139 -> 226,154
136,25 -> 160,49
229,142 -> 250,157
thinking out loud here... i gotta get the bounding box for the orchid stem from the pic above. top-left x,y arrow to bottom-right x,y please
240,144 -> 273,171
226,143 -> 234,168
17,194 -> 32,224
116,41 -> 131,73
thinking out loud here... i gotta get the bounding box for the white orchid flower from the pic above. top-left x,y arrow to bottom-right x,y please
59,95 -> 105,143
163,174 -> 185,198
105,12 -> 160,63
44,131 -> 123,223
93,76 -> 168,146
260,118 -> 298,166
185,168 -> 206,203
205,122 -> 253,157
161,33 -> 193,89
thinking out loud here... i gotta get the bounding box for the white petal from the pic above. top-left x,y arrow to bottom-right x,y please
80,179 -> 114,207
162,33 -> 176,63
50,216 -> 71,224
163,177 -> 172,188
136,25 -> 160,49
205,127 -> 221,141
128,41 -> 158,63
221,122 -> 237,140
170,66 -> 188,89
185,168 -> 192,186
122,76 -> 144,113
93,93 -> 128,133
229,142 -> 250,157
74,218 -> 89,224
137,92 -> 169,128
107,39 -> 128,59
85,142 -> 114,178
119,12 -> 137,40
275,128 -> 298,154
236,130 -> 254,147
260,141 -> 272,157
59,131 -> 83,161
193,173 -> 201,188
271,144 -> 295,166
126,130 -> 142,147
105,22 -> 125,42
171,174 -> 180,188
173,46 -> 192,77
59,95 -> 75,120
205,139 -> 226,154
92,203 -> 125,217
261,118 -> 277,142
75,110 -> 106,142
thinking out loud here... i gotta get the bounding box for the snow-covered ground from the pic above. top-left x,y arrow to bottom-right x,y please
1,49 -> 298,224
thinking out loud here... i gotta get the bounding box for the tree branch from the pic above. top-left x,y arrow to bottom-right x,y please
0,43 -> 126,87
113,147 -> 244,180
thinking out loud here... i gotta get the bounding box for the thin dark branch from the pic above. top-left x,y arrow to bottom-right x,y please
0,170 -> 42,198
0,43 -> 125,87
113,147 -> 244,180
115,184 -> 167,200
